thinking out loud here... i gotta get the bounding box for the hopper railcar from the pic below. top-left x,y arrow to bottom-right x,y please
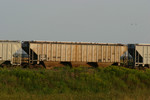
22,41 -> 127,68
128,44 -> 150,67
0,40 -> 22,66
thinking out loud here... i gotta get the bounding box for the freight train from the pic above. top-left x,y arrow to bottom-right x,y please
0,40 -> 150,68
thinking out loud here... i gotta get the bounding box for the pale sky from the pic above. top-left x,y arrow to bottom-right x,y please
0,0 -> 150,43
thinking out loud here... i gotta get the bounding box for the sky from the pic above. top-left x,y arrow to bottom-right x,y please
0,0 -> 150,43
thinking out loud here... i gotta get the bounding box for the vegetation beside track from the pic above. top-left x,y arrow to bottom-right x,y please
0,66 -> 150,100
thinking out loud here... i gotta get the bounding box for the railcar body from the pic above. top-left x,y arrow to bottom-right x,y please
128,44 -> 150,67
0,40 -> 22,65
22,41 -> 127,67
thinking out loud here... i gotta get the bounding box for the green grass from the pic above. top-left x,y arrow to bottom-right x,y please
0,66 -> 150,100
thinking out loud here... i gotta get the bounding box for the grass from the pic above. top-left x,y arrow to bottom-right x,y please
0,66 -> 150,100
